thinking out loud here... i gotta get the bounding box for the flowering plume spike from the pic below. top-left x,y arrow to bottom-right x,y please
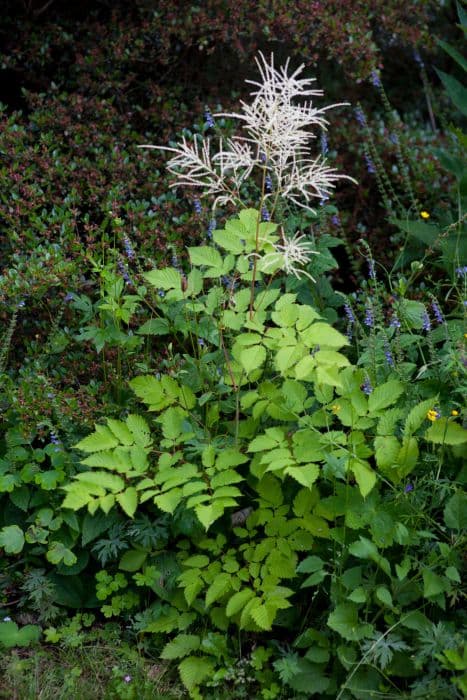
139,52 -> 355,214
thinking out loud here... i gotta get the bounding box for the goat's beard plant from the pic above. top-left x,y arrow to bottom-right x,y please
140,52 -> 355,289
63,53 -> 463,700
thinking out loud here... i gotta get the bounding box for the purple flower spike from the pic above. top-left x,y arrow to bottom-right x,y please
365,154 -> 376,174
344,303 -> 355,325
384,340 -> 395,367
123,236 -> 135,260
431,300 -> 444,325
370,70 -> 382,88
207,219 -> 216,239
331,214 -> 340,227
404,483 -> 414,493
364,304 -> 374,328
422,309 -> 431,332
355,107 -> 367,127
204,108 -> 215,129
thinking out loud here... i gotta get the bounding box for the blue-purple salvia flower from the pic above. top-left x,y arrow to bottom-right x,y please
370,70 -> 382,88
204,108 -> 215,129
207,219 -> 216,239
123,236 -> 135,260
422,309 -> 431,332
118,259 -> 132,286
384,339 -> 395,367
404,483 -> 414,493
50,431 -> 61,451
364,303 -> 374,328
344,303 -> 355,325
362,375 -> 373,395
64,292 -> 74,302
365,154 -> 376,174
390,313 -> 401,329
355,107 -> 367,127
331,214 -> 340,227
158,290 -> 165,298
431,300 -> 444,325
389,133 -> 398,145
193,198 -> 202,215
261,205 -> 270,221
17,300 -> 25,308
197,338 -> 205,346
265,174 -> 273,192
455,266 -> 467,277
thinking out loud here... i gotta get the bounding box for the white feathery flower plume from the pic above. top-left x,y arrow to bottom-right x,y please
256,231 -> 320,282
139,52 -> 355,215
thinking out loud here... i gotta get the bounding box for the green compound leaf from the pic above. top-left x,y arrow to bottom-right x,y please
137,318 -> 170,335
213,228 -> 245,254
116,487 -> 138,517
106,419 -> 134,445
226,588 -> 256,617
0,524 -> 25,554
144,267 -> 181,290
182,555 -> 210,569
118,549 -> 147,572
368,380 -> 404,413
423,569 -> 449,598
154,488 -> 183,514
195,503 -> 225,530
425,418 -> 467,445
0,621 -> 41,648
285,464 -> 320,489
205,573 -> 232,607
404,398 -> 439,437
350,459 -> 376,497
46,541 -> 77,566
74,425 -> 119,452
444,492 -> 467,530
301,322 -> 350,349
74,471 -> 125,493
239,344 -> 267,374
161,634 -> 201,660
251,603 -> 276,631
327,603 -> 374,641
178,655 -> 215,692
188,246 -> 222,269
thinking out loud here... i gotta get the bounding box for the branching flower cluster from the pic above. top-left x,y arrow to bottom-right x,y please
140,52 -> 354,214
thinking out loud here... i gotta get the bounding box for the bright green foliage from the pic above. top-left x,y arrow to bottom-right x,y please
63,414 -> 153,517
0,621 -> 41,648
52,207 -> 466,698
0,524 -> 25,554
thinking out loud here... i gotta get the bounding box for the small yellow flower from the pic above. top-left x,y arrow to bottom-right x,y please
451,410 -> 459,416
420,210 -> 430,219
331,404 -> 341,414
426,408 -> 440,422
